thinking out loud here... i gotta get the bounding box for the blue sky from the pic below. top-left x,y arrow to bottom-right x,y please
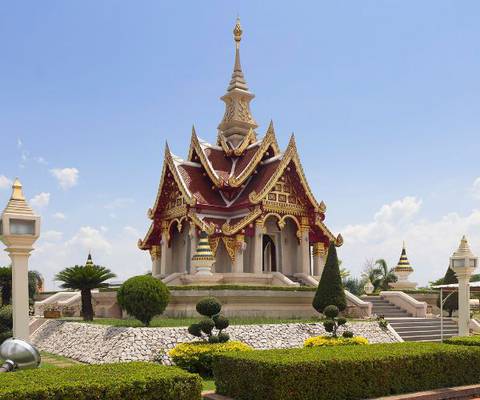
1,1 -> 479,288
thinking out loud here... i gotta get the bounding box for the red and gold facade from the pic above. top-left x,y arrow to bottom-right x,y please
138,19 -> 342,285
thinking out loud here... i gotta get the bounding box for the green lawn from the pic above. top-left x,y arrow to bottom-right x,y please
62,316 -> 327,327
202,378 -> 216,392
1,351 -> 80,370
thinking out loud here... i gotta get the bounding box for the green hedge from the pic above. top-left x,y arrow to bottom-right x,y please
213,343 -> 480,400
0,362 -> 201,400
101,285 -> 316,292
444,336 -> 480,346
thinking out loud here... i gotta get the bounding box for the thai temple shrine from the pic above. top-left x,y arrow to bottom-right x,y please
390,242 -> 417,289
138,19 -> 343,286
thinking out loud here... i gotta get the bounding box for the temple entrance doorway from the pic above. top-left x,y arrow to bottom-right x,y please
263,235 -> 277,272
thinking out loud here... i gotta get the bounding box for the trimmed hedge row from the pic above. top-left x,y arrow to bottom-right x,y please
445,335 -> 480,346
100,285 -> 316,293
213,342 -> 480,400
0,362 -> 201,400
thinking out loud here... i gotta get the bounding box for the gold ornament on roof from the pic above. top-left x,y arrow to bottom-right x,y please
233,17 -> 242,43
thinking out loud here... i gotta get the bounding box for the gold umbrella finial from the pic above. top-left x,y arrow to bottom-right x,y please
233,17 -> 242,44
11,178 -> 25,201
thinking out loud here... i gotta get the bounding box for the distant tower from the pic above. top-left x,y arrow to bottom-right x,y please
85,253 -> 94,267
390,242 -> 417,289
192,232 -> 215,275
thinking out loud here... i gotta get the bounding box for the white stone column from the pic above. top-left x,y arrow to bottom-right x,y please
160,227 -> 169,276
6,247 -> 31,341
188,226 -> 198,274
457,272 -> 471,336
253,222 -> 263,274
312,242 -> 326,278
232,234 -> 245,273
150,246 -> 162,278
300,223 -> 310,275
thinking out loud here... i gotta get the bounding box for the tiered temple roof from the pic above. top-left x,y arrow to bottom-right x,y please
138,19 -> 341,252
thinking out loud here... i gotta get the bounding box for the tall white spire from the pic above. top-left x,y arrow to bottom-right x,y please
218,18 -> 258,148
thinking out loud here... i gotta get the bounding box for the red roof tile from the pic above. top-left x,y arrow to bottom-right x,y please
177,164 -> 226,206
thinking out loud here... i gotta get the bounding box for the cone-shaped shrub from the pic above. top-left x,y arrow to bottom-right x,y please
313,243 -> 347,313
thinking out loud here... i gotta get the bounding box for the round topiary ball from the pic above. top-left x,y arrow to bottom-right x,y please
337,317 -> 347,326
323,305 -> 339,319
213,315 -> 229,331
218,332 -> 230,343
117,275 -> 170,326
208,335 -> 220,344
198,318 -> 215,335
323,320 -> 335,333
188,323 -> 203,337
342,330 -> 354,338
196,297 -> 222,317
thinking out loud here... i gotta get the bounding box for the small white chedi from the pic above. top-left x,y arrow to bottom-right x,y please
390,242 -> 417,289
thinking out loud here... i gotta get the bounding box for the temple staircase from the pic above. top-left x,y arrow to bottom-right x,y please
387,318 -> 458,342
365,295 -> 412,318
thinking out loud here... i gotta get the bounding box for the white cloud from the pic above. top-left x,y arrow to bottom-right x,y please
53,212 -> 66,220
339,196 -> 480,286
35,156 -> 48,165
43,230 -> 63,241
65,226 -> 112,254
30,192 -> 50,209
17,138 -> 22,148
50,168 -> 79,190
472,177 -> 480,199
0,175 -> 12,189
123,226 -> 141,237
104,198 -> 134,210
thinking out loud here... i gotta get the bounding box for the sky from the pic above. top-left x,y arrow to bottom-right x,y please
0,1 -> 479,289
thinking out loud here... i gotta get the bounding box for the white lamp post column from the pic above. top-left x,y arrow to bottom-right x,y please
450,235 -> 477,337
0,179 -> 40,341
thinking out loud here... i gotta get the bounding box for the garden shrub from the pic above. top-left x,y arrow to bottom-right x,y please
321,305 -> 346,338
0,362 -> 201,400
444,336 -> 480,346
117,275 -> 170,326
0,305 -> 12,344
188,296 -> 230,342
213,342 -> 480,400
313,243 -> 346,312
304,335 -> 368,347
169,341 -> 252,377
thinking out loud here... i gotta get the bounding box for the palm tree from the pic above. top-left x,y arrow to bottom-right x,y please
55,254 -> 116,321
374,259 -> 397,290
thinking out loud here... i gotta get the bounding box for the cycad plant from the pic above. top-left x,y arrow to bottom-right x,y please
374,259 -> 397,290
55,254 -> 115,321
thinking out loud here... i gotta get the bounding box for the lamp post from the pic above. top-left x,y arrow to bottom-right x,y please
0,179 -> 40,340
450,235 -> 477,337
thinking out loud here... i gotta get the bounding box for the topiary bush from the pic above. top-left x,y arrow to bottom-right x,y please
117,275 -> 170,326
444,336 -> 480,346
0,361 -> 201,400
187,296 -> 230,342
0,305 -> 12,344
321,305 -> 346,338
313,242 -> 347,313
168,341 -> 252,377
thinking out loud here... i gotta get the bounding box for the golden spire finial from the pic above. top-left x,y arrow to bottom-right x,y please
233,17 -> 242,44
11,178 -> 25,201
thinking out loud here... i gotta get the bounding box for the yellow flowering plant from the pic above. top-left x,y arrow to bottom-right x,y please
304,335 -> 369,347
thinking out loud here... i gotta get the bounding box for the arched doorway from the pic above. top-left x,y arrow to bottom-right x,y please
263,235 -> 277,272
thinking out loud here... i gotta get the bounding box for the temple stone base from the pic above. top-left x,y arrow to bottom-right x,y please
390,281 -> 417,290
161,272 -> 300,287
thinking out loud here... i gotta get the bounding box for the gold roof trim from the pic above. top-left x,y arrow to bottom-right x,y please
228,121 -> 280,187
221,206 -> 262,236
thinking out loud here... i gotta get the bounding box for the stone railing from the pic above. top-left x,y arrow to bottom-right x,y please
380,291 -> 427,317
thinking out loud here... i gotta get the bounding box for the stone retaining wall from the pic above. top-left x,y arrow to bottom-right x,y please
31,320 -> 397,365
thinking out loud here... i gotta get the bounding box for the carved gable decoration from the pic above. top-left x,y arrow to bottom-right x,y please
158,173 -> 187,220
263,173 -> 307,216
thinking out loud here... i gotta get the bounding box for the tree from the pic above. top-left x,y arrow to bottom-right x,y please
343,277 -> 365,296
374,259 -> 397,290
437,266 -> 458,317
117,275 -> 170,326
55,255 -> 116,321
313,242 -> 347,313
28,270 -> 43,301
0,266 -> 12,306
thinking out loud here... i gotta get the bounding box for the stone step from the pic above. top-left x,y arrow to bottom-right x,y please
393,326 -> 458,333
402,333 -> 457,342
399,329 -> 458,337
